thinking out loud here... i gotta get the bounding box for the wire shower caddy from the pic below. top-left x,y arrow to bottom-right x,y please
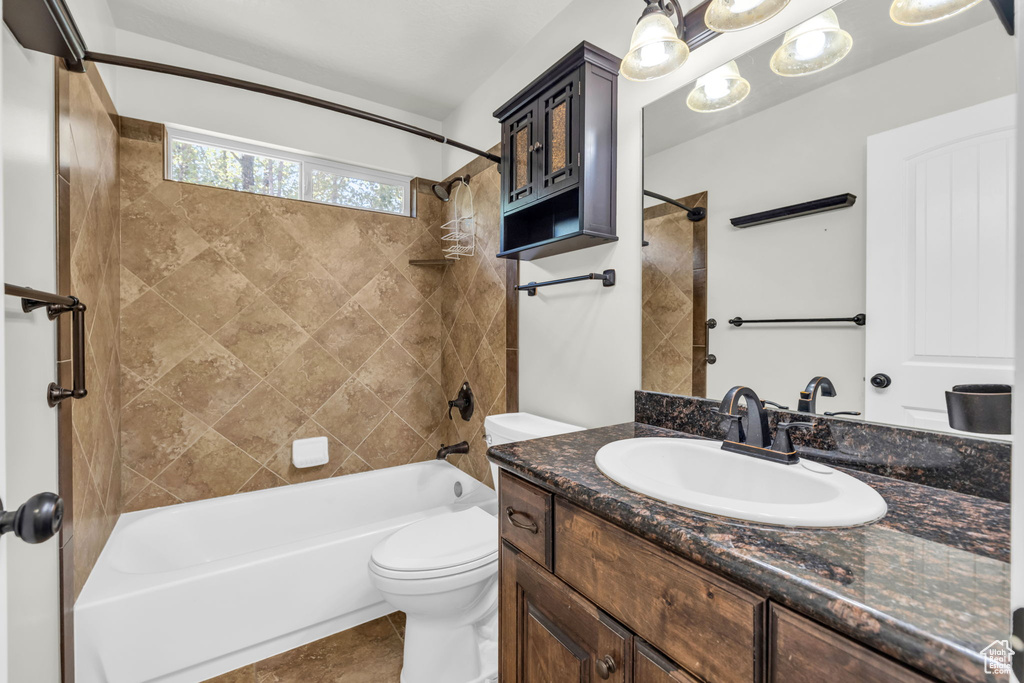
441,179 -> 475,260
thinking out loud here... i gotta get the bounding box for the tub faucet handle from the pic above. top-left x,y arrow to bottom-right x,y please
447,382 -> 475,421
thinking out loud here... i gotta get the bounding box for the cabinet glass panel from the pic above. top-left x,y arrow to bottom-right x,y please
515,127 -> 531,190
550,102 -> 568,173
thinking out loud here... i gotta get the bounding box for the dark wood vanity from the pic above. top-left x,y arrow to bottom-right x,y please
497,469 -> 934,683
493,42 -> 618,261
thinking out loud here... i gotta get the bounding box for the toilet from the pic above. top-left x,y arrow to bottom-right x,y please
368,412 -> 584,683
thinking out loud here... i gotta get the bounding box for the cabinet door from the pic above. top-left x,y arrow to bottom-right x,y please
635,641 -> 701,683
500,541 -> 631,683
502,104 -> 539,213
535,71 -> 580,201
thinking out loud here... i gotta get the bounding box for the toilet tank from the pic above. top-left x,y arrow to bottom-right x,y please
484,413 -> 584,488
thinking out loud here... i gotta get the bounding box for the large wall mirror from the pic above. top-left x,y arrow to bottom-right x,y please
642,0 -> 1016,434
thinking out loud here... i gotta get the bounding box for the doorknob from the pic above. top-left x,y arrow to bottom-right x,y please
0,492 -> 63,544
870,373 -> 892,389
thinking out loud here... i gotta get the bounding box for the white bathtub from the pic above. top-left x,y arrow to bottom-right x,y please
75,460 -> 496,683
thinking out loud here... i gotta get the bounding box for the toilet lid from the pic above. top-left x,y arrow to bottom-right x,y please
371,507 -> 498,572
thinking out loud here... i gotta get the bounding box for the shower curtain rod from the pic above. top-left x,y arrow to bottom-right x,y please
3,0 -> 501,165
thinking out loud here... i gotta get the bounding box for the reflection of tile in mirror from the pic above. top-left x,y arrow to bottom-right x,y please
642,191 -> 707,397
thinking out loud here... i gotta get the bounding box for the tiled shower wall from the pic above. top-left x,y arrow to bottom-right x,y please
61,64 -> 122,601
641,191 -> 707,397
436,153 -> 509,487
118,121 -> 507,511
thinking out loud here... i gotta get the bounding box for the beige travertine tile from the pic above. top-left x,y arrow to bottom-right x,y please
312,301 -> 389,373
119,137 -> 164,205
333,452 -> 373,477
353,338 -> 424,408
120,464 -> 148,504
362,211 -> 421,263
123,482 -> 180,513
263,420 -> 353,484
642,280 -> 693,338
352,263 -> 424,334
121,388 -> 208,480
253,615 -> 402,683
392,303 -> 445,371
121,290 -> 206,383
171,183 -> 263,242
210,208 -> 303,291
155,248 -> 260,335
396,232 -> 445,299
121,193 -> 209,285
121,366 -> 150,407
449,300 -> 482,368
237,467 -> 288,494
466,347 -> 504,420
214,295 -> 308,376
214,382 -> 306,463
465,255 -> 504,326
154,339 -> 261,425
356,412 -> 426,471
202,664 -> 256,683
312,379 -> 389,450
265,339 -> 350,416
265,257 -> 349,333
393,373 -> 447,439
154,430 -> 261,502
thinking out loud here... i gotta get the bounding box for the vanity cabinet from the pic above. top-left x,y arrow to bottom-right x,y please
493,42 -> 618,261
497,470 -> 937,683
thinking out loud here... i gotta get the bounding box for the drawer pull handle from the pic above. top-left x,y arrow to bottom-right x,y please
596,655 -> 617,679
505,506 -> 538,533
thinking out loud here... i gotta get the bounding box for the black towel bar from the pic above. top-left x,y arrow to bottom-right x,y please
516,270 -> 615,297
729,314 -> 866,327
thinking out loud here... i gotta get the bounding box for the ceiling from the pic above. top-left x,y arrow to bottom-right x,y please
644,0 -> 1003,156
105,0 -> 577,120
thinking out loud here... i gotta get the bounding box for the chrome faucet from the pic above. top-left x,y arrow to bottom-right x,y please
717,386 -> 814,465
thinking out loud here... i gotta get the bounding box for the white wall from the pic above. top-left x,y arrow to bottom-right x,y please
106,29 -> 444,180
1011,0 -> 1022,676
643,20 -> 1014,411
2,25 -> 61,683
442,0 -> 840,428
65,0 -> 118,100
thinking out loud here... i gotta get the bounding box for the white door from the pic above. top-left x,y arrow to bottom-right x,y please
866,95 -> 1016,432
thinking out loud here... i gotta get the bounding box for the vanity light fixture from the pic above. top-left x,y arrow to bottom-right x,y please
621,0 -> 691,81
769,9 -> 853,77
705,0 -> 791,32
687,60 -> 750,112
889,0 -> 983,26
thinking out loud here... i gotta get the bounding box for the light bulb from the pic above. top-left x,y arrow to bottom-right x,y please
794,31 -> 827,60
890,0 -> 983,25
687,61 -> 750,113
705,0 -> 791,32
770,9 -> 853,77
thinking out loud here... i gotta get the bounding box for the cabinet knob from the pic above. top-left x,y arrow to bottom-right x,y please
596,655 -> 617,679
531,141 -> 544,153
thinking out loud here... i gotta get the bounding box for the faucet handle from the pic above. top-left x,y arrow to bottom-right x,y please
770,421 -> 816,457
714,410 -> 746,443
761,400 -> 790,410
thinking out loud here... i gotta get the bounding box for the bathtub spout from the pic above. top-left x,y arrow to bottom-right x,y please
436,442 -> 470,460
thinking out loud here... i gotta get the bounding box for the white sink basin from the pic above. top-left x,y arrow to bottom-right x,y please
595,438 -> 887,528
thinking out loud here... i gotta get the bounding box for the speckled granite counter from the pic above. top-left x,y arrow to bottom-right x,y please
487,422 -> 1011,683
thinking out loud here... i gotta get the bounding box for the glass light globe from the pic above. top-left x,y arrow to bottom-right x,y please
705,0 -> 791,32
621,11 -> 690,81
687,61 -> 751,113
770,9 -> 853,77
890,0 -> 983,25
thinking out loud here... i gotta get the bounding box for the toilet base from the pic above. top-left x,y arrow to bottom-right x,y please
398,608 -> 498,683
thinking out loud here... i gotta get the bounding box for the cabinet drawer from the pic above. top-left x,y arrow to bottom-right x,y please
554,499 -> 765,683
499,471 -> 552,569
770,605 -> 932,682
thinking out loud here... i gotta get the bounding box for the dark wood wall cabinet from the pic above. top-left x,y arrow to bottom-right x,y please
493,42 -> 618,261
497,469 -> 936,683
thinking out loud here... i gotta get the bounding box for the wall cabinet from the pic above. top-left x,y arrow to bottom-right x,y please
493,42 -> 618,261
498,470 -> 936,683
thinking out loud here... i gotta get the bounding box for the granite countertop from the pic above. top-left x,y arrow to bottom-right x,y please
487,422 -> 1011,683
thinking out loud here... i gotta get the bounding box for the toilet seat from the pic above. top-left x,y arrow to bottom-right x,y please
370,507 -> 498,580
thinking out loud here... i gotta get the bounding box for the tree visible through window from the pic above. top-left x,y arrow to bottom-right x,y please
166,129 -> 411,216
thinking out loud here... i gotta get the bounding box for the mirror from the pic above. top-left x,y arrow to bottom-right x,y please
642,0 -> 1016,434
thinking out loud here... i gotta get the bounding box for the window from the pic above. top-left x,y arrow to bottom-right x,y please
166,128 -> 412,216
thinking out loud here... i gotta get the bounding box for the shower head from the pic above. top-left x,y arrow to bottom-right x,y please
431,175 -> 470,202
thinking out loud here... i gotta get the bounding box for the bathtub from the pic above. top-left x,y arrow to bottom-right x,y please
75,460 -> 496,683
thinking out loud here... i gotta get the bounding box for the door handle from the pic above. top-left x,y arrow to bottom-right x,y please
0,492 -> 63,544
870,373 -> 892,389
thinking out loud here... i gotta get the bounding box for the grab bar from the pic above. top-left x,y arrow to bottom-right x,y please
516,269 -> 616,296
5,284 -> 87,407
